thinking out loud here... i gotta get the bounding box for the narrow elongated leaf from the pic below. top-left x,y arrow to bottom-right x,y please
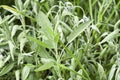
0,63 -> 14,76
115,66 -> 120,80
0,15 -> 13,25
8,41 -> 15,60
97,63 -> 106,80
108,64 -> 116,80
20,38 -> 28,52
15,70 -> 20,80
27,36 -> 49,48
15,0 -> 23,10
100,29 -> 119,44
22,66 -> 30,80
0,60 -> 4,68
59,64 -> 87,80
60,21 -> 73,32
24,0 -> 30,9
11,25 -> 21,38
0,5 -> 20,15
67,21 -> 92,43
0,5 -> 35,21
91,24 -> 100,33
39,47 -> 52,58
34,62 -> 54,72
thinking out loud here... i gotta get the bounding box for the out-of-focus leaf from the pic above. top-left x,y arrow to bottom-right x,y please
0,5 -> 20,15
15,0 -> 23,10
91,24 -> 100,33
39,47 -> 52,58
22,65 -> 31,80
34,62 -> 54,72
0,63 -> 14,76
60,21 -> 72,32
15,70 -> 20,80
11,25 -> 21,38
27,36 -> 49,48
97,63 -> 106,80
115,66 -> 120,80
0,60 -> 4,68
114,20 -> 120,29
20,38 -> 28,52
41,58 -> 54,63
108,64 -> 116,80
8,41 -> 15,60
23,0 -> 30,9
4,55 -> 10,63
0,15 -> 13,25
0,5 -> 35,21
59,64 -> 87,80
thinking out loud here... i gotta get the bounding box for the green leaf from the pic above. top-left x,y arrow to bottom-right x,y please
34,62 -> 54,72
15,0 -> 23,10
11,25 -> 21,38
8,41 -> 15,60
15,70 -> 20,80
67,21 -> 92,43
115,66 -> 120,80
27,36 -> 49,48
91,24 -> 100,33
100,29 -> 120,44
60,21 -> 72,32
36,11 -> 53,31
108,64 -> 116,80
0,15 -> 13,25
0,5 -> 20,15
0,5 -> 35,21
97,63 -> 106,80
22,65 -> 31,80
23,0 -> 30,9
36,11 -> 55,48
18,54 -> 24,65
39,47 -> 52,58
0,63 -> 14,76
59,64 -> 87,80
0,60 -> 4,68
20,38 -> 28,52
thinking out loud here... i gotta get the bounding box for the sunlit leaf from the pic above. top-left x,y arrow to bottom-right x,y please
67,21 -> 92,43
8,41 -> 15,60
108,64 -> 116,80
100,29 -> 120,44
15,70 -> 20,80
22,65 -> 31,80
36,11 -> 55,48
97,63 -> 106,80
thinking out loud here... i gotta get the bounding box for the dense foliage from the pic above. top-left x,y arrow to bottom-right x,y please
0,0 -> 120,80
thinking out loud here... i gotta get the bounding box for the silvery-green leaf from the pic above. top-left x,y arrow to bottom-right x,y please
100,29 -> 119,44
15,70 -> 20,80
0,63 -> 14,76
22,65 -> 31,80
67,21 -> 92,43
8,41 -> 15,60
